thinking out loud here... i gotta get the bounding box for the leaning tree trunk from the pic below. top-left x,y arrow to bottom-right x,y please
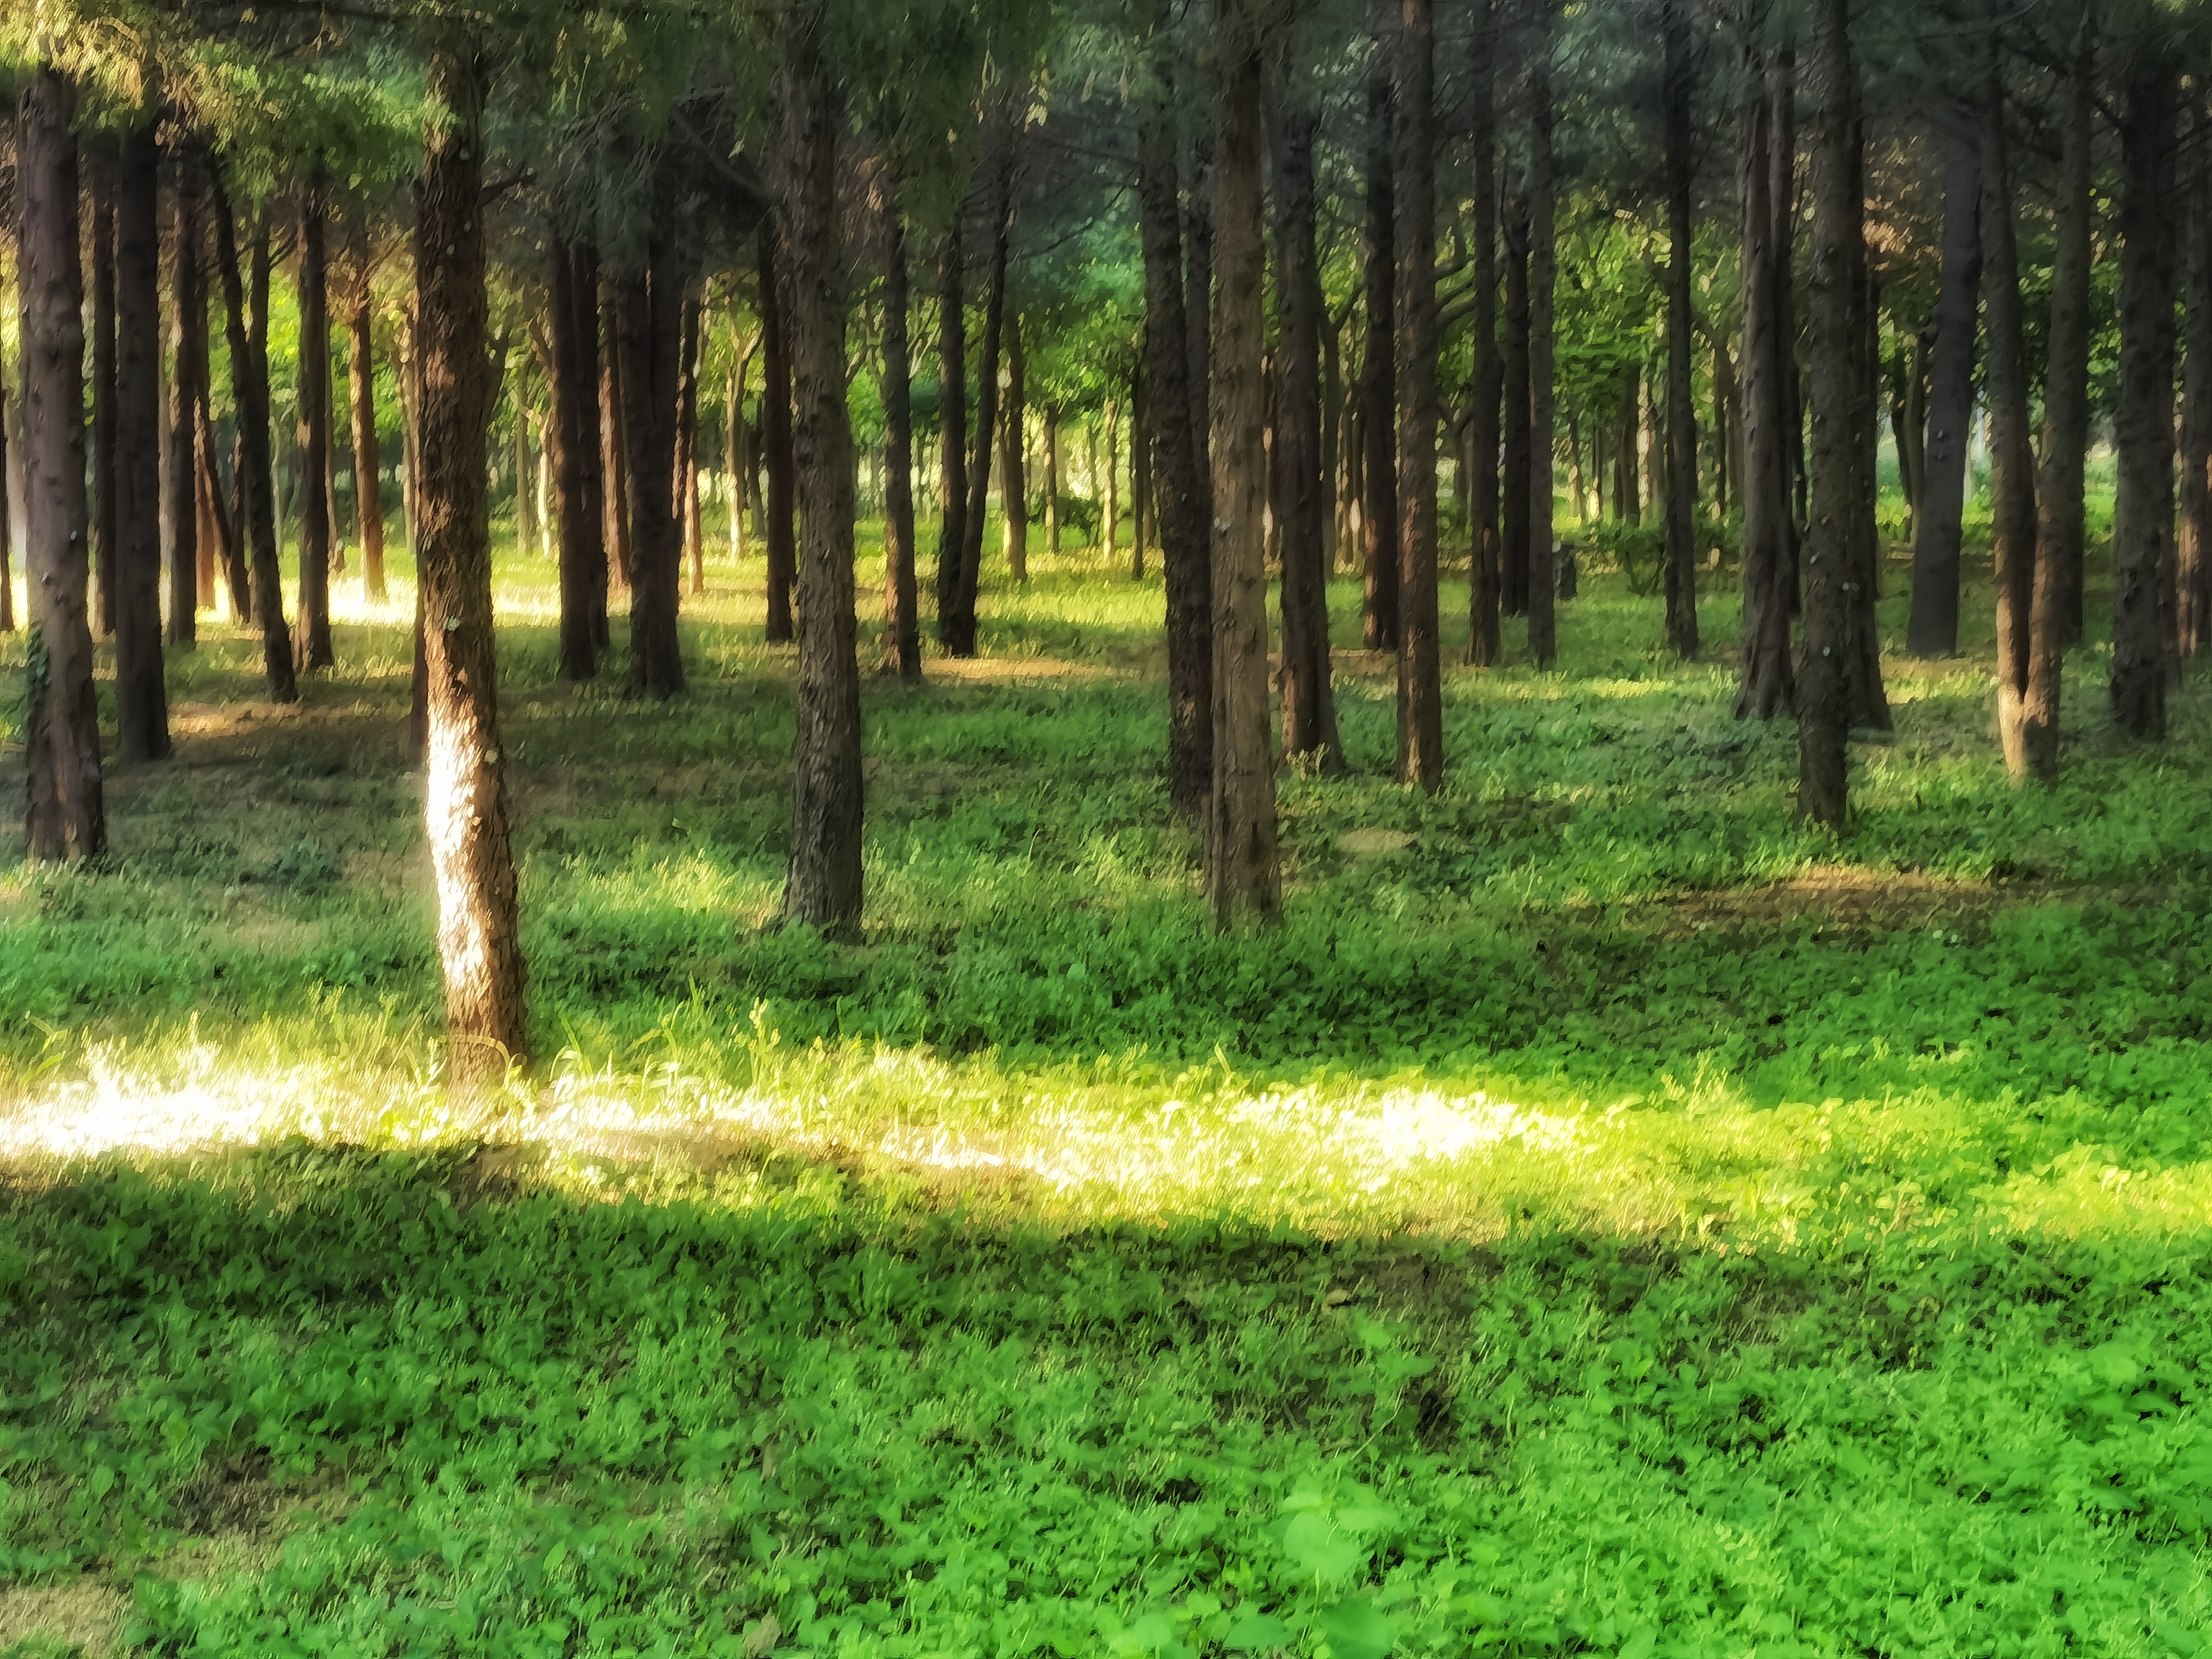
1205,0 -> 1282,928
779,10 -> 865,933
1360,0 -> 1399,652
1980,26 -> 2045,781
2179,123 -> 2212,663
1467,0 -> 1503,667
1796,0 -> 1856,830
1734,42 -> 1793,720
414,36 -> 528,1084
1137,0 -> 1213,817
113,122 -> 169,764
1502,188 -> 1532,619
1661,0 -> 1700,659
880,178 -> 921,680
166,149 -> 199,647
953,140 -> 1013,656
1395,0 -> 1442,785
1268,66 -> 1344,773
210,176 -> 296,701
20,66 -> 105,859
548,239 -> 604,683
2110,51 -> 2179,740
91,157 -> 116,640
933,217 -> 968,651
1906,138 -> 1980,657
760,219 -> 797,643
2039,5 -> 2094,650
617,186 -> 689,700
294,168 -> 335,671
1526,10 -> 1559,668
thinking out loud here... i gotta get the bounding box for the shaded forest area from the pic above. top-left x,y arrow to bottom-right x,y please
6,0 -> 2212,1653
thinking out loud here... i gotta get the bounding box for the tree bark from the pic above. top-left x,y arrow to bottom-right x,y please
952,141 -> 1014,656
1185,134 -> 1215,486
0,329 -> 12,634
1734,39 -> 1794,721
1796,0 -> 1856,830
760,219 -> 797,643
548,239 -> 605,682
1502,188 -> 1532,621
91,156 -> 117,641
2110,50 -> 2179,740
1206,0 -> 1282,928
1002,309 -> 1028,581
2038,6 -> 2094,650
679,293 -> 705,597
342,213 -> 388,605
1662,0 -> 1700,658
1269,64 -> 1344,772
1360,0 -> 1399,651
1905,139 -> 1979,657
21,66 -> 105,860
1105,400 -> 1122,563
1394,0 -> 1442,783
210,179 -> 296,700
880,179 -> 921,680
1526,12 -> 1559,667
617,184 -> 689,700
1137,0 -> 1214,817
934,218 -> 968,651
164,151 -> 197,649
114,123 -> 169,764
415,37 -> 528,1083
779,12 -> 865,933
294,168 -> 335,671
1844,103 -> 1891,733
1044,413 -> 1062,558
597,281 -> 633,604
2179,111 -> 2212,663
1467,0 -> 1503,667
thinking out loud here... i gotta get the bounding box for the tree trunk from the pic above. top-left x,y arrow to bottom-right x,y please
2039,6 -> 2094,650
1468,0 -> 1502,667
0,327 -> 12,635
1268,65 -> 1344,773
953,143 -> 1013,656
1888,329 -> 1926,535
1104,400 -> 1122,562
597,282 -> 634,604
1502,189 -> 1532,621
1734,43 -> 1795,720
1185,134 -> 1215,483
415,37 -> 528,1084
1844,106 -> 1891,732
1002,309 -> 1028,581
616,195 -> 689,700
2178,113 -> 2212,663
196,307 -> 242,619
679,293 -> 706,598
515,380 -> 538,560
1138,0 -> 1213,817
343,215 -> 388,605
1132,372 -> 1151,578
294,169 -> 335,671
165,150 -> 198,648
1981,28 -> 2042,781
1796,0 -> 1856,830
1526,13 -> 1558,667
1206,0 -> 1282,928
1662,0 -> 1700,658
1045,414 -> 1062,559
1394,0 -> 1442,784
779,13 -> 865,933
934,219 -> 968,650
210,174 -> 296,701
548,239 -> 605,683
1905,139 -> 1980,657
113,123 -> 168,764
880,181 -> 920,680
91,157 -> 117,641
2110,51 -> 2179,740
1360,0 -> 1399,652
760,219 -> 797,643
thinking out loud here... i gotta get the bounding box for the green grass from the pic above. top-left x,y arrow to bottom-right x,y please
3,501 -> 2212,1656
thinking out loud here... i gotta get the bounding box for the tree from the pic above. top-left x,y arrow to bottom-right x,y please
2180,129 -> 2212,663
616,161 -> 689,700
548,239 -> 606,682
20,64 -> 105,861
1526,3 -> 1558,669
759,219 -> 796,643
1359,0 -> 1398,652
1905,137 -> 1978,658
1733,17 -> 1792,721
2036,4 -> 2093,650
342,213 -> 388,606
294,168 -> 336,672
114,119 -> 169,763
933,215 -> 968,651
1465,0 -> 1501,668
166,151 -> 200,649
879,171 -> 922,681
1394,0 -> 1441,786
1660,0 -> 1699,659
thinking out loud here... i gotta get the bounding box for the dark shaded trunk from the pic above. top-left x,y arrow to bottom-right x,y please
951,145 -> 1013,657
1526,15 -> 1558,667
21,65 -> 106,859
1268,65 -> 1343,772
1467,0 -> 1503,667
760,219 -> 797,643
294,170 -> 335,671
210,175 -> 296,700
879,181 -> 920,680
1395,0 -> 1441,783
598,282 -> 633,601
2178,116 -> 2212,663
1796,0 -> 1855,829
1206,0 -> 1281,928
1843,107 -> 1891,731
166,151 -> 197,647
1185,134 -> 1215,481
114,124 -> 168,764
1502,190 -> 1532,620
1360,0 -> 1399,651
2039,7 -> 2094,650
414,37 -> 528,1084
933,219 -> 968,649
196,304 -> 242,619
1003,311 -> 1028,581
679,293 -> 704,597
1887,329 -> 1926,534
91,157 -> 117,640
1044,415 -> 1061,558
2110,51 -> 2179,739
1137,0 -> 1213,816
342,215 -> 386,604
1662,0 -> 1700,658
1905,139 -> 1979,657
548,238 -> 605,682
616,186 -> 689,700
1734,44 -> 1795,720
779,13 -> 865,933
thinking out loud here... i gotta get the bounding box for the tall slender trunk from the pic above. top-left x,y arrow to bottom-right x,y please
1002,310 -> 1028,581
2039,6 -> 2094,650
91,156 -> 117,640
1394,0 -> 1442,783
617,181 -> 688,700
597,282 -> 633,601
760,219 -> 797,643
679,293 -> 705,598
1889,328 -> 1926,532
21,65 -> 105,858
210,173 -> 296,700
1467,0 -> 1503,667
0,330 -> 12,634
1104,400 -> 1122,562
1980,25 -> 2041,780
196,304 -> 241,619
1796,0 -> 1856,829
415,36 -> 526,1082
1138,0 -> 1213,815
1526,14 -> 1559,667
114,123 -> 168,763
1185,134 -> 1215,485
1844,104 -> 1890,731
880,179 -> 920,680
726,320 -> 752,563
294,168 -> 335,670
1044,414 -> 1062,558
779,11 -> 864,932
1269,65 -> 1343,772
934,219 -> 968,649
1502,189 -> 1532,620
1206,0 -> 1281,927
2110,50 -> 2179,739
548,239 -> 604,683
1734,38 -> 1794,720
2178,112 -> 2212,663
1132,371 -> 1151,577
343,214 -> 388,604
165,149 -> 199,647
1360,0 -> 1399,651
1662,0 -> 1700,658
953,141 -> 1013,655
1906,140 -> 1979,657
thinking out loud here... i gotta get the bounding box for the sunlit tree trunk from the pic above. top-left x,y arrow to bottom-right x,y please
1526,6 -> 1558,667
1906,139 -> 1979,657
294,166 -> 335,671
1206,0 -> 1280,928
597,281 -> 633,605
679,294 -> 705,597
1395,0 -> 1442,781
114,122 -> 168,763
1360,0 -> 1399,651
415,36 -> 527,1083
879,177 -> 920,681
342,213 -> 387,605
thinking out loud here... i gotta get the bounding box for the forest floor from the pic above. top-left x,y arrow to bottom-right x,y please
3,515 -> 2212,1657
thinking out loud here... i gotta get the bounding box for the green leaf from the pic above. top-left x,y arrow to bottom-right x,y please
1316,1597 -> 1395,1659
1284,1512 -> 1365,1582
1223,1613 -> 1297,1653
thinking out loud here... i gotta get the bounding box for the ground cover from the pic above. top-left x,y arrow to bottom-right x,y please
3,520 -> 2210,1657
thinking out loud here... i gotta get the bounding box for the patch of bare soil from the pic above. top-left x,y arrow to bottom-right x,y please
0,1580 -> 128,1658
1611,863 -> 2162,939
